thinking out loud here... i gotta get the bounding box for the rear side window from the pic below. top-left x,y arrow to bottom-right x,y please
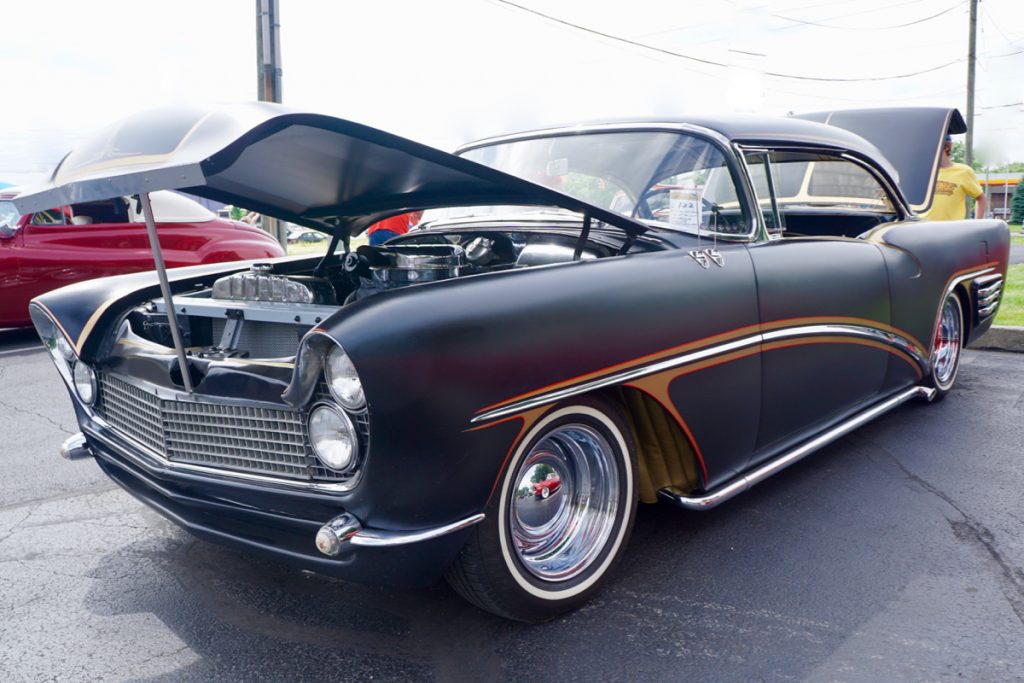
747,151 -> 894,212
744,149 -> 898,238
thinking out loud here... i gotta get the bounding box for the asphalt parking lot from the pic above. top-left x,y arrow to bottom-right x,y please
1,328 -> 1023,682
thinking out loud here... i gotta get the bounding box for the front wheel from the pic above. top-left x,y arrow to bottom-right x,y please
446,395 -> 637,622
926,292 -> 964,399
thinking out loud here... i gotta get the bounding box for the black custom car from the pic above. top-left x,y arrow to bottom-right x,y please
16,104 -> 1009,621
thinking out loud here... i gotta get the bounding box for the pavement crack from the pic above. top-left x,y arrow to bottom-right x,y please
0,396 -> 75,436
950,519 -> 1024,625
852,435 -> 1024,625
0,483 -> 118,513
0,510 -> 33,546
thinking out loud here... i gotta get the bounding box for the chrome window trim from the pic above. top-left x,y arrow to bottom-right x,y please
471,322 -> 926,425
735,144 -> 911,244
457,121 -> 735,155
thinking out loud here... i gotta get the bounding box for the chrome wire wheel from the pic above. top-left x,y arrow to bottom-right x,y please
509,423 -> 620,583
931,294 -> 963,391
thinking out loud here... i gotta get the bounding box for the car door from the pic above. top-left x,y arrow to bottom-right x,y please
14,199 -> 159,305
743,149 -> 896,461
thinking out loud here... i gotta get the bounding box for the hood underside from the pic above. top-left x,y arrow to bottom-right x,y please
14,103 -> 646,239
795,107 -> 967,214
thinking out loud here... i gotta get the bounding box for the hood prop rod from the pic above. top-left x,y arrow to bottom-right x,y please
574,214 -> 592,261
139,192 -> 194,393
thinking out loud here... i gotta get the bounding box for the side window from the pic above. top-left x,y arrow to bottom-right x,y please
744,149 -> 898,238
70,198 -> 131,225
30,208 -> 69,226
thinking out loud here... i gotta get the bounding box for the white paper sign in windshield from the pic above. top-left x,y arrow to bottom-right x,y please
669,188 -> 702,230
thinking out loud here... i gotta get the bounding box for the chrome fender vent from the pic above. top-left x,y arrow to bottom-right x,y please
973,273 -> 1003,320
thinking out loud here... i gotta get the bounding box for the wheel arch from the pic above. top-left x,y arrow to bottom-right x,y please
953,282 -> 972,345
607,386 -> 704,503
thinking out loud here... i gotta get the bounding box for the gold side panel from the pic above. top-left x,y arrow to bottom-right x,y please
619,388 -> 700,504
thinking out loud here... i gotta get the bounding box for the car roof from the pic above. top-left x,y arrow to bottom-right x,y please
460,107 -> 965,214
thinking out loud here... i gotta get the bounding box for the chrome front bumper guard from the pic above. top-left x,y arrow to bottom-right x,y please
62,431 -> 485,551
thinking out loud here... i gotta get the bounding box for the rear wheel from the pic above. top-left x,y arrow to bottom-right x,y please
926,293 -> 963,399
446,395 -> 637,622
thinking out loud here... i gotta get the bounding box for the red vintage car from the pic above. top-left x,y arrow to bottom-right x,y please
0,189 -> 284,327
534,472 -> 562,499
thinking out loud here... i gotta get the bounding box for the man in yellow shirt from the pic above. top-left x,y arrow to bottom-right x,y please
923,135 -> 986,221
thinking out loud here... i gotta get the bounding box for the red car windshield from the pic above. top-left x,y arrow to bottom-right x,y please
0,200 -> 21,228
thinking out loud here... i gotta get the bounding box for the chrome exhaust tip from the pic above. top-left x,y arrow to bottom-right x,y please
60,433 -> 93,461
315,513 -> 362,557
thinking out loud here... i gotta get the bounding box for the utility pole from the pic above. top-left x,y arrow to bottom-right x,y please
965,0 -> 977,169
256,0 -> 285,247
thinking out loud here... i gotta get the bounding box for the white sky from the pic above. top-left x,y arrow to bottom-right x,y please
1,0 -> 1021,187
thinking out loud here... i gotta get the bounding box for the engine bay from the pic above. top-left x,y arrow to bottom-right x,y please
125,229 -> 656,360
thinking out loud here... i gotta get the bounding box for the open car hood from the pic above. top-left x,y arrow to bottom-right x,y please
14,102 -> 646,239
795,107 -> 967,214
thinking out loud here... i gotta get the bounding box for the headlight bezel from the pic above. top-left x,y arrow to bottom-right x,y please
324,344 -> 366,412
72,361 -> 97,405
308,402 -> 360,473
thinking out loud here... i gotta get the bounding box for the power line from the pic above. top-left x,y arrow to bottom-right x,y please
772,1 -> 966,31
490,0 -> 966,83
766,59 -> 963,82
979,101 -> 1024,110
981,6 -> 1023,49
768,85 -> 967,104
770,0 -> 942,31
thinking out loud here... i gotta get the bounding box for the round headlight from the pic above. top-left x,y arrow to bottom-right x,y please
325,345 -> 365,411
72,362 -> 97,405
309,404 -> 359,472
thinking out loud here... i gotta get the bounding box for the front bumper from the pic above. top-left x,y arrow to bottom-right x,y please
74,427 -> 481,587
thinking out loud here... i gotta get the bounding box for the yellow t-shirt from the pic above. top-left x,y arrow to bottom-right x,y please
923,163 -> 983,221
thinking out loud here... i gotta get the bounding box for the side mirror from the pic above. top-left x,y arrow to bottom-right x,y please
0,222 -> 17,239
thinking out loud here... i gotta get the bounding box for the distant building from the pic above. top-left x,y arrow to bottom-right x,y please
979,173 -> 1022,220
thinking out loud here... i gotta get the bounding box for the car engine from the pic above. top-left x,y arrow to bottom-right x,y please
124,236 -> 606,359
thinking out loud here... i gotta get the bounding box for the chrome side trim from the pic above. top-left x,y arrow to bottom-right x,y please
472,323 -> 926,424
349,513 -> 486,548
659,385 -> 936,510
472,333 -> 762,424
83,420 -> 358,493
761,324 -> 927,367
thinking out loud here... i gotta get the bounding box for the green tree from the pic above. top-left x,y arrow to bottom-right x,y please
1011,182 -> 1024,225
990,162 -> 1024,173
530,463 -> 555,484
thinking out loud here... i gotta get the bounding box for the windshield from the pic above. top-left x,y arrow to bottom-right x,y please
457,131 -> 749,235
0,201 -> 21,229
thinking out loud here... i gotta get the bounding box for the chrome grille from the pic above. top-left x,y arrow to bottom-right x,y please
96,374 -> 365,483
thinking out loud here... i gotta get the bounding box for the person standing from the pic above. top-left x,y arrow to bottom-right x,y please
367,211 -> 423,245
923,135 -> 986,221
